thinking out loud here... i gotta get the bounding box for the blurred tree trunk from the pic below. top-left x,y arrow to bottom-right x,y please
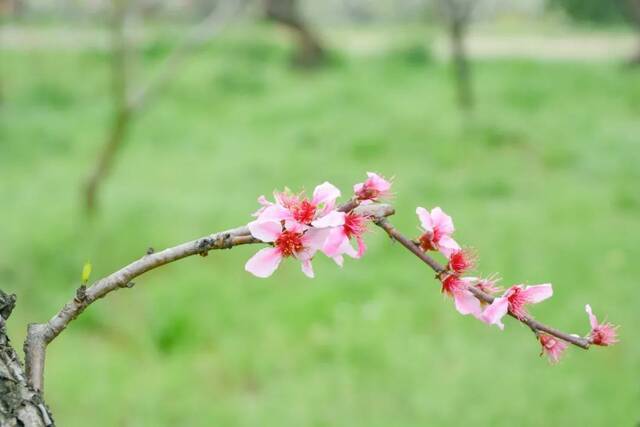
438,0 -> 474,111
624,0 -> 640,64
84,0 -> 131,215
264,0 -> 326,68
0,290 -> 54,427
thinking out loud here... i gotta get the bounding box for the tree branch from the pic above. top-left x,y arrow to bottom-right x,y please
23,203 -> 394,392
372,217 -> 591,350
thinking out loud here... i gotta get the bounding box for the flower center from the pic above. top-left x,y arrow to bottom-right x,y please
507,287 -> 529,319
275,230 -> 304,257
441,275 -> 464,296
419,228 -> 441,251
292,199 -> 316,224
343,213 -> 366,238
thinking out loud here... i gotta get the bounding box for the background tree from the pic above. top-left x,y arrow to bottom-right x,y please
84,0 -> 245,215
263,0 -> 326,68
436,0 -> 475,111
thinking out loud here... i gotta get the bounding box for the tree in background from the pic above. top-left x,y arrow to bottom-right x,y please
263,0 -> 326,68
549,0 -> 640,65
84,0 -> 245,215
436,0 -> 475,111
622,0 -> 640,64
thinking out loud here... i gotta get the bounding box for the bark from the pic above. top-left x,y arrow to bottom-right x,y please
264,0 -> 326,68
0,290 -> 53,427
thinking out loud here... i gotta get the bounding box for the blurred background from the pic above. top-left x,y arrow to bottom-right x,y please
1,0 -> 639,425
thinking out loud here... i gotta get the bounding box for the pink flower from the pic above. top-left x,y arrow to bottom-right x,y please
447,249 -> 476,274
539,333 -> 567,364
353,172 -> 391,202
244,220 -> 327,278
416,207 -> 460,257
441,275 -> 482,317
320,212 -> 369,266
481,284 -> 553,330
256,182 -> 342,228
585,304 -> 619,346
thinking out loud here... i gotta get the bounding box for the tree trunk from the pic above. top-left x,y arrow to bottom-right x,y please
623,0 -> 640,65
83,0 -> 131,215
449,20 -> 473,110
0,290 -> 54,427
264,0 -> 325,68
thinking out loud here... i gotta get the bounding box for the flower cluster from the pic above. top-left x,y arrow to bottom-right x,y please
245,173 -> 390,278
414,206 -> 619,363
244,173 -> 618,364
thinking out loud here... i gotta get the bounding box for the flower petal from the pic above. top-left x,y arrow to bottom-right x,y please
453,290 -> 482,316
311,210 -> 345,228
481,297 -> 509,330
430,207 -> 454,234
585,304 -> 599,329
301,259 -> 314,278
416,207 -> 433,231
312,182 -> 341,208
302,228 -> 330,253
245,247 -> 282,278
366,172 -> 392,192
333,255 -> 344,267
437,235 -> 460,258
258,204 -> 292,222
247,220 -> 281,242
355,236 -> 367,258
322,228 -> 348,257
522,284 -> 553,304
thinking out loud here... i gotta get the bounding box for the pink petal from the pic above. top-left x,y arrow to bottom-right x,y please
322,228 -> 349,257
312,182 -> 341,209
481,297 -> 509,330
302,228 -> 330,253
300,259 -> 314,278
430,207 -> 454,234
245,247 -> 282,278
332,255 -> 344,267
258,204 -> 292,223
437,235 -> 460,258
453,290 -> 482,316
311,210 -> 345,228
353,182 -> 364,193
355,236 -> 367,258
247,220 -> 281,242
522,284 -> 553,304
585,304 -> 599,329
416,207 -> 433,231
366,172 -> 392,192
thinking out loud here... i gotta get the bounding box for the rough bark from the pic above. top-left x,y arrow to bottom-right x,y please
264,0 -> 326,68
0,290 -> 53,427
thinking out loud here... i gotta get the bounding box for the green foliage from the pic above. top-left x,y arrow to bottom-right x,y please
2,28 -> 640,427
548,0 -> 624,24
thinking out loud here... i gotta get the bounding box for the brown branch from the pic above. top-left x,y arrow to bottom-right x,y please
23,203 -> 394,392
373,217 -> 591,350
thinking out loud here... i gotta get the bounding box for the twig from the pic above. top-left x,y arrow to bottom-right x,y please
23,203 -> 394,392
373,217 -> 591,349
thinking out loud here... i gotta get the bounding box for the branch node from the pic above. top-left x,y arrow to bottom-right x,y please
146,247 -> 155,255
74,285 -> 87,304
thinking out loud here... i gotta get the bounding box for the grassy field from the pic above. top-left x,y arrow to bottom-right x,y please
2,27 -> 640,426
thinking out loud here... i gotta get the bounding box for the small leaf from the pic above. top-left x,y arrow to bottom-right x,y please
82,261 -> 92,284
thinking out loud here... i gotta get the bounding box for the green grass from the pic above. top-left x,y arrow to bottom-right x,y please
1,27 -> 640,426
